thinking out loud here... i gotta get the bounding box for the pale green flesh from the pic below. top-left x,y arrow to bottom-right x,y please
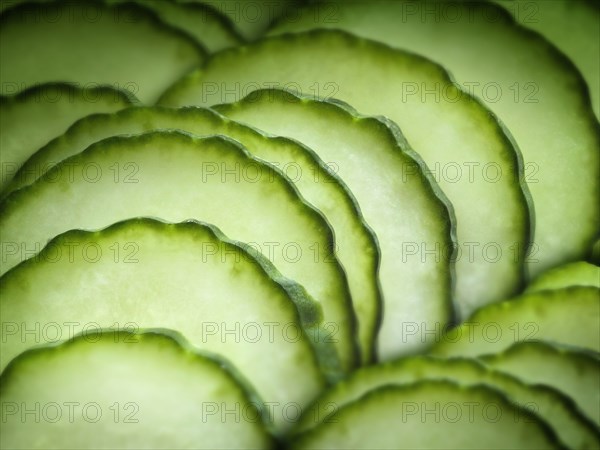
108,0 -> 243,52
159,30 -> 529,324
0,219 -> 327,434
526,261 -> 600,293
291,381 -> 559,449
0,84 -> 134,192
293,355 -> 599,449
0,1 -> 205,104
0,132 -> 357,373
215,90 -> 453,361
492,0 -> 600,118
0,330 -> 273,449
270,1 -> 600,279
431,287 -> 600,357
481,341 -> 600,427
4,107 -> 378,365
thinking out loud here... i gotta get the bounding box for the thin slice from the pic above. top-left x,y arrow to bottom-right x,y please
271,0 -> 599,278
526,261 -> 600,293
481,341 -> 600,427
431,286 -> 600,357
492,0 -> 600,117
215,90 -> 453,360
0,132 -> 356,373
3,107 -> 379,364
0,330 -> 272,448
160,30 -> 529,323
292,355 -> 599,449
0,219 -> 328,433
0,0 -> 205,103
291,380 -> 559,449
0,83 -> 135,192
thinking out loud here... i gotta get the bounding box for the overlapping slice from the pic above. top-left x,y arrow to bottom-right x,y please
159,29 -> 529,324
215,90 -> 453,360
526,261 -> 600,293
0,219 -> 328,433
0,83 -> 135,192
431,286 -> 600,357
0,132 -> 357,372
481,341 -> 600,427
271,0 -> 600,278
0,0 -> 205,103
0,330 -> 273,448
292,355 -> 598,448
291,380 -> 560,449
3,106 -> 379,364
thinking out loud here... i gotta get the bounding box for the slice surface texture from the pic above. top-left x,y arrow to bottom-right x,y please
0,132 -> 357,373
526,261 -> 600,293
215,89 -> 453,360
431,286 -> 600,357
0,0 -> 205,103
0,83 -> 135,192
291,380 -> 560,449
159,30 -> 529,327
0,330 -> 272,449
0,219 -> 327,433
3,106 -> 378,363
271,0 -> 599,279
295,355 -> 599,448
481,341 -> 600,427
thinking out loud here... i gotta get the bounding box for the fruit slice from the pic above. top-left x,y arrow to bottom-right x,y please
270,0 -> 599,279
481,341 -> 600,427
492,0 -> 600,117
292,355 -> 599,449
290,380 -> 560,449
0,132 -> 357,372
431,287 -> 600,357
0,219 -> 328,433
526,261 -> 600,293
0,330 -> 273,448
215,89 -> 453,360
159,30 -> 530,323
3,107 -> 379,364
0,83 -> 135,192
0,0 -> 205,104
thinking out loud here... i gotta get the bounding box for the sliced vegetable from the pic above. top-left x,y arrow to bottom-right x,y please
0,329 -> 273,448
481,341 -> 600,427
526,261 -> 600,292
431,287 -> 600,357
0,83 -> 135,192
215,89 -> 453,360
291,380 -> 560,449
0,0 -> 205,103
0,218 -> 328,433
3,106 -> 378,364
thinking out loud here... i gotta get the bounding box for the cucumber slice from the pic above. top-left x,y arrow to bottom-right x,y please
492,0 -> 600,117
0,218 -> 328,433
0,132 -> 357,372
431,286 -> 600,357
270,0 -> 599,278
2,106 -> 379,364
215,89 -> 453,360
0,0 -> 205,104
526,261 -> 600,293
0,83 -> 135,192
291,380 -> 560,449
293,355 -> 599,449
0,329 -> 273,449
159,30 -> 530,322
481,341 -> 600,427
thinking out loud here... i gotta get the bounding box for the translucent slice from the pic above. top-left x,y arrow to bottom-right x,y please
0,330 -> 272,448
0,132 -> 357,373
526,261 -> 600,293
